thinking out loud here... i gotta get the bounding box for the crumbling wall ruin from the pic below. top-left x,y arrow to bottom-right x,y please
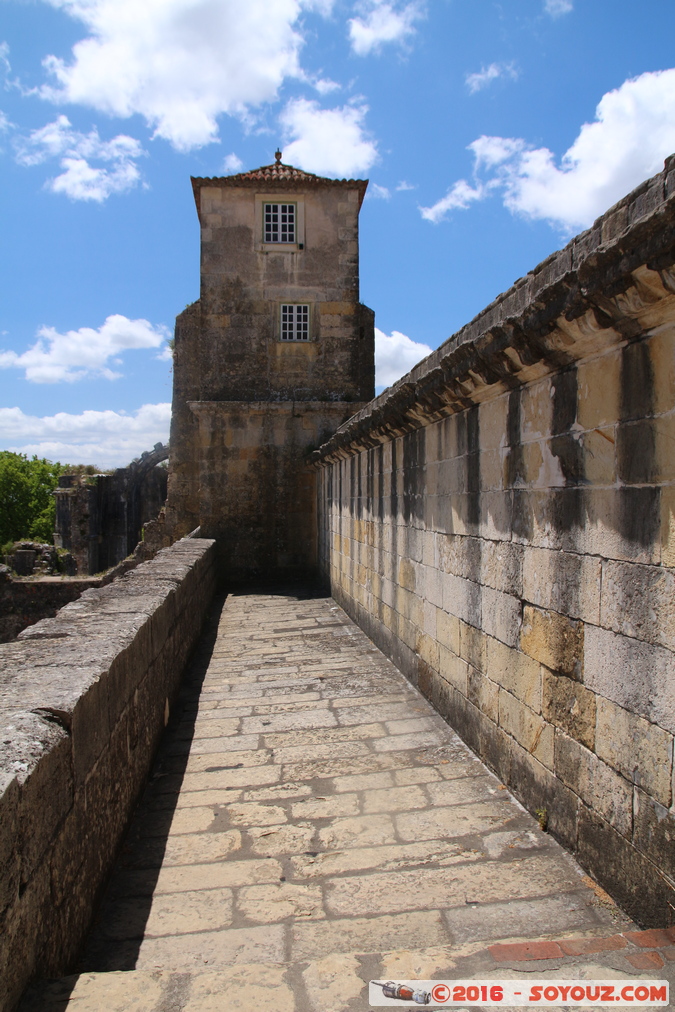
313,156 -> 675,926
54,444 -> 169,576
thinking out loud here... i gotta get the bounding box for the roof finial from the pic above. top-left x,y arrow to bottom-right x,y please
275,148 -> 282,164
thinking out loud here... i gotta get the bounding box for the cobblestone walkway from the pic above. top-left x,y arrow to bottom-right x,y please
22,590 -> 642,1011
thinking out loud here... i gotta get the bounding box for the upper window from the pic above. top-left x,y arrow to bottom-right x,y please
281,304 -> 309,341
265,203 -> 295,243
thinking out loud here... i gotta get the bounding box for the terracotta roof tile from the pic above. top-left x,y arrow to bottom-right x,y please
227,161 -> 323,182
195,160 -> 366,185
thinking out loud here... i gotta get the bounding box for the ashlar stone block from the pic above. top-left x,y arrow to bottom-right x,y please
632,786 -> 675,883
520,604 -> 584,679
576,349 -> 621,430
486,637 -> 542,713
467,668 -> 499,723
439,646 -> 469,695
661,486 -> 675,568
480,539 -> 523,597
520,376 -> 553,443
595,696 -> 673,807
542,670 -> 597,751
478,392 -> 509,451
436,610 -> 460,654
441,572 -> 481,629
482,585 -> 522,648
584,624 -> 675,734
522,546 -> 601,625
498,690 -> 554,770
601,559 -> 675,651
459,621 -> 487,673
553,731 -> 632,838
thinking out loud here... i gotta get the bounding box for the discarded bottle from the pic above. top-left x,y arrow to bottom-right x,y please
372,981 -> 431,1004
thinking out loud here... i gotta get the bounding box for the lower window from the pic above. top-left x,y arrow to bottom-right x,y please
281,304 -> 310,341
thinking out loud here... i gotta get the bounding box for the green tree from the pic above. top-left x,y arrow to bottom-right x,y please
0,452 -> 65,546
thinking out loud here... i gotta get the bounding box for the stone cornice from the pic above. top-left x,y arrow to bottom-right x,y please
191,172 -> 369,218
189,399 -> 367,417
309,155 -> 675,467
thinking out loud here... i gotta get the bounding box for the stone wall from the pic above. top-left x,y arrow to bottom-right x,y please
0,569 -> 105,643
313,157 -> 675,927
0,537 -> 216,1012
0,543 -> 162,644
188,399 -> 366,579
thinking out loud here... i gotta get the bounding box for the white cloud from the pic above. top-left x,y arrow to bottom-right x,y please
0,40 -> 20,93
223,152 -> 243,173
302,0 -> 335,12
375,327 -> 432,390
0,314 -> 170,383
156,343 -> 174,361
421,69 -> 675,232
0,403 -> 171,469
349,1 -> 422,56
313,77 -> 340,95
544,0 -> 573,16
15,114 -> 144,200
420,178 -> 486,223
369,182 -> 390,199
465,61 -> 518,94
470,134 -> 526,170
0,41 -> 10,76
396,180 -> 415,191
37,0 -> 323,151
280,98 -> 377,176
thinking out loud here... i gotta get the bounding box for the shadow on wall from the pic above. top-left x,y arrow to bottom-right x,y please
312,156 -> 675,928
61,594 -> 225,982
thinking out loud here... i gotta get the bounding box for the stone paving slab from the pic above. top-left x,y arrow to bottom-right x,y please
21,590 -> 645,1012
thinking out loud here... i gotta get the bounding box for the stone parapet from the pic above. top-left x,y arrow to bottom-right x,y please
0,537 -> 216,1012
314,156 -> 675,926
310,154 -> 675,465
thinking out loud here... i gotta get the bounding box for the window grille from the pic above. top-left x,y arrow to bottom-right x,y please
265,203 -> 295,243
281,304 -> 309,341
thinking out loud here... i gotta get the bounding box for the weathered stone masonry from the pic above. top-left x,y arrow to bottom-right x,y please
0,538 -> 216,1012
54,443 -> 169,576
165,159 -> 375,581
313,156 -> 675,926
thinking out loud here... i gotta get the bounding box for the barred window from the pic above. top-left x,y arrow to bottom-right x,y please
281,304 -> 309,341
264,203 -> 295,243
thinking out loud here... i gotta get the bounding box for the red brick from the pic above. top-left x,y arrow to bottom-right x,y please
489,941 -> 564,962
626,951 -> 665,970
559,935 -> 627,956
623,927 -> 675,948
662,946 -> 675,962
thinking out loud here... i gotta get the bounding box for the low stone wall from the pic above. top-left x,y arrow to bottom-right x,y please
0,542 -> 165,644
0,537 -> 216,1012
313,158 -> 675,926
0,571 -> 102,644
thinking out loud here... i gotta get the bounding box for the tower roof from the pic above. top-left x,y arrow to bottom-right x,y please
191,156 -> 369,216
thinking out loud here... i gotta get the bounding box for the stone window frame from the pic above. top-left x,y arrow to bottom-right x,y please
279,303 -> 311,342
255,194 -> 305,251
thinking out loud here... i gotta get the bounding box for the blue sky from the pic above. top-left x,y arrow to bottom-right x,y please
1,0 -> 675,467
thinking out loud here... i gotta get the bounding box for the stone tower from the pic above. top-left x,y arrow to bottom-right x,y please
166,154 -> 375,581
